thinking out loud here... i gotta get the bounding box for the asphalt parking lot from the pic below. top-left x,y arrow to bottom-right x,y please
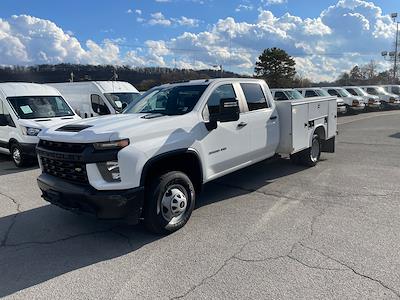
1,110 -> 400,299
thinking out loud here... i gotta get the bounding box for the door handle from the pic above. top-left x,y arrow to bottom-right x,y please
270,115 -> 277,120
237,122 -> 247,128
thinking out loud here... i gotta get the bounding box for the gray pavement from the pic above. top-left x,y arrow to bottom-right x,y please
1,111 -> 400,299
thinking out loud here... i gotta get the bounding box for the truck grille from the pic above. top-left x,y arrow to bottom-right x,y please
38,140 -> 87,153
40,156 -> 89,184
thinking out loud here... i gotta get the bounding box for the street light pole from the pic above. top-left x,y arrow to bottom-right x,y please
391,13 -> 399,81
394,21 -> 399,80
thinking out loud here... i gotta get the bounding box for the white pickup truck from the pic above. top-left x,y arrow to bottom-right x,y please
36,78 -> 337,233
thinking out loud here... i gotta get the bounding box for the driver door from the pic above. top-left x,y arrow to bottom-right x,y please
201,83 -> 251,179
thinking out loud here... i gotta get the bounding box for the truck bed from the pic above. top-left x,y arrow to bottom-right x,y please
275,96 -> 337,155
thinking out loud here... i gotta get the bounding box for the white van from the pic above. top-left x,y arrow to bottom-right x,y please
0,82 -> 80,167
49,81 -> 140,118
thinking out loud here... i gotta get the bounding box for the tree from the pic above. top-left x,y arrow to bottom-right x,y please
349,65 -> 363,81
361,60 -> 377,80
254,47 -> 296,88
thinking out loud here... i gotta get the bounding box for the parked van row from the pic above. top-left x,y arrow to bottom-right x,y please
0,81 -> 139,166
272,85 -> 400,114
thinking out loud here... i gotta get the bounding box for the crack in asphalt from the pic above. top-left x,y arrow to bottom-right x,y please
170,242 -> 251,300
0,191 -> 22,247
299,243 -> 400,298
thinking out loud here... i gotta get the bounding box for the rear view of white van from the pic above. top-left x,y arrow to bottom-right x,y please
49,81 -> 140,118
0,82 -> 80,167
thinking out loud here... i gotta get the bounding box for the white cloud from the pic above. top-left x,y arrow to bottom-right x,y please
235,4 -> 254,12
262,0 -> 287,6
148,13 -> 200,27
148,12 -> 172,26
135,9 -> 142,15
126,9 -> 133,14
172,16 -> 200,27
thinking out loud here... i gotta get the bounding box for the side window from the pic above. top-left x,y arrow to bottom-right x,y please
305,90 -> 317,97
367,88 -> 377,95
327,89 -> 339,97
347,89 -> 357,96
241,83 -> 268,111
91,94 -> 110,115
274,91 -> 288,101
203,84 -> 236,120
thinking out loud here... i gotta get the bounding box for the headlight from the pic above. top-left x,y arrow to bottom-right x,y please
352,100 -> 359,106
93,139 -> 129,150
368,98 -> 376,104
23,127 -> 41,136
98,161 -> 121,182
389,97 -> 395,103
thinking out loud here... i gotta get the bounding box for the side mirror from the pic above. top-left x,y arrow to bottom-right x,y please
0,115 -> 9,126
206,98 -> 240,131
211,98 -> 240,123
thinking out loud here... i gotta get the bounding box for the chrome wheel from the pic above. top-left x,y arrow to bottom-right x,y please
310,138 -> 320,163
160,185 -> 188,224
12,147 -> 21,165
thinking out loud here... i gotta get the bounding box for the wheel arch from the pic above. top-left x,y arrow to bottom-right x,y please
140,148 -> 204,194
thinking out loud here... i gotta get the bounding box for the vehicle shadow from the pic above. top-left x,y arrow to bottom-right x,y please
0,157 -> 307,297
0,153 -> 39,176
197,157 -> 308,208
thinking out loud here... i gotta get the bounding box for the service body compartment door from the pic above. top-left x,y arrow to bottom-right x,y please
327,99 -> 337,138
291,104 -> 309,152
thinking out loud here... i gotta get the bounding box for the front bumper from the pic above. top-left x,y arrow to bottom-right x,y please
38,173 -> 144,222
337,105 -> 347,113
20,143 -> 38,158
349,104 -> 365,111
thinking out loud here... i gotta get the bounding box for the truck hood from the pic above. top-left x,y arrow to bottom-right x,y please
38,113 -> 187,143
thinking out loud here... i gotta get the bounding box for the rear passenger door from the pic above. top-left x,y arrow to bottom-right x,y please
239,82 -> 279,159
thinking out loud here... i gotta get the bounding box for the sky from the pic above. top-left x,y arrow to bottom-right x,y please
0,0 -> 398,81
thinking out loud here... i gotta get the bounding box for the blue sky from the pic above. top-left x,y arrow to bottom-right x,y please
0,0 -> 398,81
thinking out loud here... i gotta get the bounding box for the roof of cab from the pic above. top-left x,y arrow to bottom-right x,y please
156,78 -> 265,88
270,88 -> 296,92
0,82 -> 61,98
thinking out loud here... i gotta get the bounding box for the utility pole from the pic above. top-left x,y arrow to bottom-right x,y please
392,13 -> 399,81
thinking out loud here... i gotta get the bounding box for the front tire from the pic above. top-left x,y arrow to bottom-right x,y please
10,143 -> 29,168
143,171 -> 195,234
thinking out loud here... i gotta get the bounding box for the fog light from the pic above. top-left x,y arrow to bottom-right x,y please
98,161 -> 121,182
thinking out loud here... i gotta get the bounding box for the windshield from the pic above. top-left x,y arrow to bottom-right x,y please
390,86 -> 400,95
125,85 -> 208,115
286,90 -> 303,100
376,87 -> 390,95
104,92 -> 140,112
353,87 -> 368,96
337,89 -> 351,97
316,89 -> 330,97
7,96 -> 75,119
